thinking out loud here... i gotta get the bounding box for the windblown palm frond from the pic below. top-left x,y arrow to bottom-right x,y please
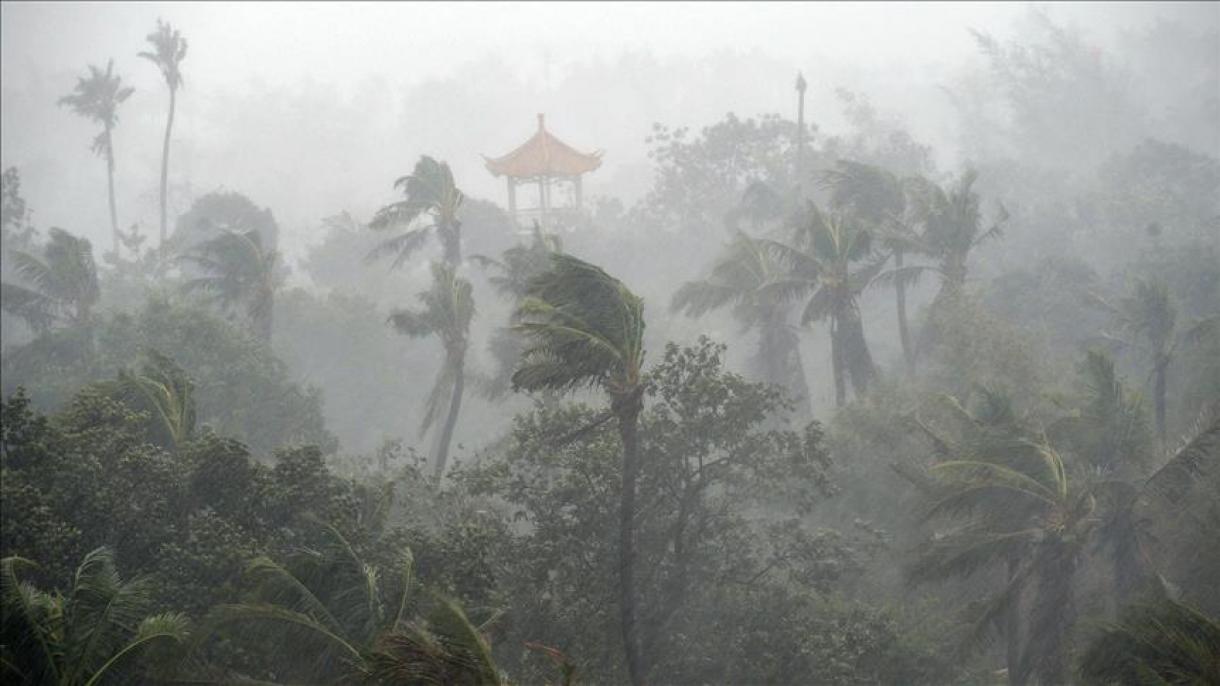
2,227 -> 99,329
58,60 -> 134,158
1,548 -> 188,686
138,19 -> 187,90
178,228 -> 280,341
1079,598 -> 1220,685
109,350 -> 196,449
369,156 -> 465,267
362,596 -> 502,685
512,253 -> 646,395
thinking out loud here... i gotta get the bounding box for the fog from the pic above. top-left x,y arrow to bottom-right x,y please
2,2 -> 1218,684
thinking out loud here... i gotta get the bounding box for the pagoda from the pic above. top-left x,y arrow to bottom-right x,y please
484,114 -> 602,230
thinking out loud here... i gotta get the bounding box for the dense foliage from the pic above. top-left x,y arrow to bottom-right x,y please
3,8 -> 1219,684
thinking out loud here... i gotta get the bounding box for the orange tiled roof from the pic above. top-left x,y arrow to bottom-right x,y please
484,114 -> 602,178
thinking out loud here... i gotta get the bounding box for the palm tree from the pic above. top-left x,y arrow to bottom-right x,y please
1094,279 -> 1219,444
881,169 -> 1007,304
911,390 -> 1101,685
1,547 -> 189,685
368,156 -> 465,268
199,520 -> 502,684
672,231 -> 812,417
389,262 -> 475,482
178,228 -> 281,343
138,18 -> 187,258
1,227 -> 99,333
763,204 -> 886,406
1079,597 -> 1220,685
511,253 -> 647,686
107,349 -> 197,450
823,160 -> 933,371
59,60 -> 134,254
470,222 -> 562,400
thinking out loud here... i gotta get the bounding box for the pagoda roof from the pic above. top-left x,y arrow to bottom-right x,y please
484,114 -> 602,178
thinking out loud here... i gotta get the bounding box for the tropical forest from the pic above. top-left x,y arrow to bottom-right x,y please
1,3 -> 1218,684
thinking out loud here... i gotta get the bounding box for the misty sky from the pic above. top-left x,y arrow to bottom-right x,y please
3,2 -> 1216,261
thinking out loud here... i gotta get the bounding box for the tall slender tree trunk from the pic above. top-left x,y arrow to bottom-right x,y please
158,87 -> 177,259
1154,357 -> 1168,445
104,127 -> 119,255
841,304 -> 877,397
432,354 -> 465,482
831,317 -> 846,408
613,388 -> 645,686
442,219 -> 463,267
758,316 -> 811,420
895,249 -> 914,372
1021,541 -> 1076,686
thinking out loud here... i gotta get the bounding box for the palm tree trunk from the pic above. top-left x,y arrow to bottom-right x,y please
432,357 -> 465,482
841,305 -> 877,397
895,249 -> 914,372
758,317 -> 811,419
831,317 -> 846,408
1154,357 -> 1168,445
104,127 -> 119,255
158,87 -> 176,259
613,388 -> 645,686
442,219 -> 462,267
1022,541 -> 1076,686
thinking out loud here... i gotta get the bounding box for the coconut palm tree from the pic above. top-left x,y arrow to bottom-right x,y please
138,19 -> 187,258
1,227 -> 99,333
910,390 -> 1100,685
470,222 -> 562,400
107,349 -> 197,450
1094,279 -> 1220,444
1079,597 -> 1220,685
672,231 -> 811,418
762,204 -> 886,406
178,228 -> 281,343
823,160 -> 934,371
368,156 -> 465,268
58,60 -> 134,254
1,547 -> 189,685
390,262 -> 475,482
880,169 -> 1007,304
199,520 -> 502,684
510,252 -> 647,686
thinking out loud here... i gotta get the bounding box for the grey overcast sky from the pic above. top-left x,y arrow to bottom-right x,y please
3,2 -> 1216,258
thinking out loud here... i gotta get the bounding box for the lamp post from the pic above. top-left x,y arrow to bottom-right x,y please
795,71 -> 807,198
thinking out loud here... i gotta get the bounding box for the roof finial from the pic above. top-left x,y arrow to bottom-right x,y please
537,113 -> 546,131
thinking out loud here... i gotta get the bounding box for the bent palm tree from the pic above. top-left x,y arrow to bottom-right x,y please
59,60 -> 134,254
198,521 -> 501,684
511,253 -> 647,686
910,390 -> 1099,686
672,231 -> 811,417
823,160 -> 933,371
389,262 -> 475,482
1094,279 -> 1220,444
764,205 -> 885,406
1,548 -> 189,685
2,227 -> 99,332
179,228 -> 281,343
881,169 -> 1007,304
138,18 -> 188,258
368,156 -> 465,268
471,222 -> 562,399
1079,597 -> 1220,685
107,349 -> 197,450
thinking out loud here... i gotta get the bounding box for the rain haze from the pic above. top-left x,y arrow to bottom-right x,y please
1,2 -> 1218,684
